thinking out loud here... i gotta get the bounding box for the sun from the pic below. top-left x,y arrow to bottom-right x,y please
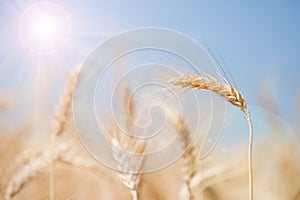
19,2 -> 71,53
35,19 -> 56,40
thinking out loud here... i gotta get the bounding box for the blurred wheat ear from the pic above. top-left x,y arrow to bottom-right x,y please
172,73 -> 254,200
4,68 -> 83,200
4,143 -> 69,200
112,136 -> 146,200
50,68 -> 80,140
175,117 -> 199,200
110,86 -> 146,200
48,68 -> 80,200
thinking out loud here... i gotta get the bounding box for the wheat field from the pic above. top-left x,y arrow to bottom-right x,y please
0,68 -> 299,200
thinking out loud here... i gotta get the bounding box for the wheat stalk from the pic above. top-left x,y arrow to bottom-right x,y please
172,73 -> 253,200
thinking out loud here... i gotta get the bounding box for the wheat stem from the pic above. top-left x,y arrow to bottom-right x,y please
130,190 -> 138,200
245,111 -> 253,200
49,140 -> 55,200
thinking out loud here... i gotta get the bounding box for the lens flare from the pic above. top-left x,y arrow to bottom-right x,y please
19,2 -> 71,53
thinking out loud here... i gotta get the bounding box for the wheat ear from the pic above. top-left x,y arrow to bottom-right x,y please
49,68 -> 80,200
4,142 -> 104,200
112,135 -> 146,200
175,117 -> 199,200
109,86 -> 146,200
51,68 -> 80,139
164,105 -> 199,200
4,143 -> 69,200
172,73 -> 253,200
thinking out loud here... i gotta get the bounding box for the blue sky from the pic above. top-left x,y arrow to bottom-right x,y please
0,0 -> 299,132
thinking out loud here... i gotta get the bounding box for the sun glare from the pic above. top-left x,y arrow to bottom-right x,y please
35,19 -> 56,40
19,2 -> 70,53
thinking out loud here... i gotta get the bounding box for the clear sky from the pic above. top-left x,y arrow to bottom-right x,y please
0,0 -> 299,132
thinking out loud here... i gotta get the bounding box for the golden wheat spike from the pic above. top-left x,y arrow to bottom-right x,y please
172,73 -> 248,113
